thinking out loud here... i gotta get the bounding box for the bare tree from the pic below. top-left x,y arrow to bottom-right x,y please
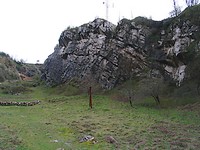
150,81 -> 161,106
173,0 -> 178,16
170,0 -> 182,17
185,0 -> 199,6
137,77 -> 164,107
125,88 -> 135,108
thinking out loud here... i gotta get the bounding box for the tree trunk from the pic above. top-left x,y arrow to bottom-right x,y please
130,99 -> 133,108
156,95 -> 160,105
152,95 -> 161,106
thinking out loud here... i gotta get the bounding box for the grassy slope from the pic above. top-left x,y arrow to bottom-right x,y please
0,84 -> 200,150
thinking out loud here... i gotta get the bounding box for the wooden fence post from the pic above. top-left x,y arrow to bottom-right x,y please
89,86 -> 92,109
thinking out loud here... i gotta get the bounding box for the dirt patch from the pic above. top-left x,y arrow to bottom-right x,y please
110,94 -> 130,102
19,73 -> 33,81
148,121 -> 200,150
178,102 -> 200,112
121,121 -> 200,149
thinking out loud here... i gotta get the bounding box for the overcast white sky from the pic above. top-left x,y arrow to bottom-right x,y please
0,0 -> 187,63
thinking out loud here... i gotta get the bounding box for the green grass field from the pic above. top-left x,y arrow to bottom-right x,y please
0,84 -> 200,150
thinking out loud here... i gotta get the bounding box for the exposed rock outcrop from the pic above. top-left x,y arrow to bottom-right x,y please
42,5 -> 200,88
42,18 -> 147,89
153,17 -> 199,85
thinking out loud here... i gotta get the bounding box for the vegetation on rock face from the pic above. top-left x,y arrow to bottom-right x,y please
186,51 -> 200,94
180,5 -> 200,25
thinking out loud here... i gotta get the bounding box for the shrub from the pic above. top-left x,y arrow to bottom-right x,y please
0,82 -> 30,94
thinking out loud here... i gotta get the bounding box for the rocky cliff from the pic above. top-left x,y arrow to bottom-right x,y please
42,5 -> 200,89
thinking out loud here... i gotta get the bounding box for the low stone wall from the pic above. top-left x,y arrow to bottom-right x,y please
0,100 -> 40,106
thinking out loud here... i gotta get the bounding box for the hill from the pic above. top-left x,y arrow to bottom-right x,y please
0,52 -> 42,82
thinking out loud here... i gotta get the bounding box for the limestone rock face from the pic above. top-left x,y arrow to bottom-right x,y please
42,18 -> 147,88
41,45 -> 64,86
42,6 -> 200,88
155,19 -> 199,85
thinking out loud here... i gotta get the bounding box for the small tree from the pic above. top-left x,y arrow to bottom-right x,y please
150,80 -> 161,105
123,87 -> 135,108
137,77 -> 164,107
170,0 -> 182,17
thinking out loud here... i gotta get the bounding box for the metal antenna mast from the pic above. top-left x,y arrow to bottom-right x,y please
106,0 -> 109,20
103,0 -> 109,21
